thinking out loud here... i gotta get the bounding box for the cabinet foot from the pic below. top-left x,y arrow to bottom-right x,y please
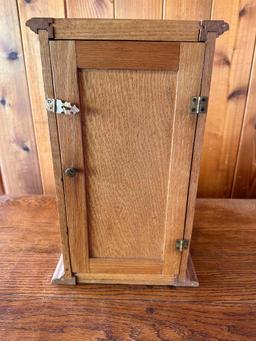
52,254 -> 76,285
173,255 -> 199,287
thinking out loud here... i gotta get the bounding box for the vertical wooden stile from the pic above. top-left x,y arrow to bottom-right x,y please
162,43 -> 205,277
50,41 -> 89,273
38,30 -> 72,278
179,33 -> 217,280
163,0 -> 213,281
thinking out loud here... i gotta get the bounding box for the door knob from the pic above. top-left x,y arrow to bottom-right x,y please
65,167 -> 77,177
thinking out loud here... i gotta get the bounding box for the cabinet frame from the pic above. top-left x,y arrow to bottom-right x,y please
27,18 -> 228,286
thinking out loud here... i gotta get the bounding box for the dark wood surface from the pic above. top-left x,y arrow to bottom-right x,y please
0,196 -> 255,340
76,41 -> 180,71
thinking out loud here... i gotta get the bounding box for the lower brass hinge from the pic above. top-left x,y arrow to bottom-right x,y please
46,98 -> 80,115
176,239 -> 189,252
191,96 -> 208,114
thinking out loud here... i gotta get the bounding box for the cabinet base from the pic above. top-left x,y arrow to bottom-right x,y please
52,254 -> 199,287
172,255 -> 199,287
51,255 -> 76,285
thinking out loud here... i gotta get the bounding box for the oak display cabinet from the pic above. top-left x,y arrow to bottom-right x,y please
27,18 -> 228,286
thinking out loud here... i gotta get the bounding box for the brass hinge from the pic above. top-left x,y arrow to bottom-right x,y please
46,98 -> 80,115
191,96 -> 208,114
176,239 -> 189,252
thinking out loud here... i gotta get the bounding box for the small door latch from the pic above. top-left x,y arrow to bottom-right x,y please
46,98 -> 80,115
176,239 -> 189,252
191,96 -> 208,114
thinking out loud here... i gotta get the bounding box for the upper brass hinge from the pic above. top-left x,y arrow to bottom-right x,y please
199,20 -> 229,41
191,96 -> 208,114
46,98 -> 80,115
176,239 -> 189,252
26,18 -> 54,38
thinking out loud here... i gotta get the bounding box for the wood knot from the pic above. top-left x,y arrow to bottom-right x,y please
239,6 -> 247,17
22,144 -> 30,152
0,98 -> 6,106
215,52 -> 231,67
227,87 -> 247,101
146,307 -> 155,314
7,51 -> 18,60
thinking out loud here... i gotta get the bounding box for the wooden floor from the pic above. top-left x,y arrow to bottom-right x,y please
0,196 -> 255,340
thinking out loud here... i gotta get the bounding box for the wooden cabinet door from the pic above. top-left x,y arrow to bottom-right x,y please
50,40 -> 205,285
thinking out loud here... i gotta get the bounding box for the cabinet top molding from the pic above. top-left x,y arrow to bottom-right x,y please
26,18 -> 229,42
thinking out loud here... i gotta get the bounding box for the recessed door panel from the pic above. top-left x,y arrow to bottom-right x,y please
79,69 -> 177,259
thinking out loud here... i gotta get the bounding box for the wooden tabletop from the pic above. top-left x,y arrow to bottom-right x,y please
0,196 -> 255,340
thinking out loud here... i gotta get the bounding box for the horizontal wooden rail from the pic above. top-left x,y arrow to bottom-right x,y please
26,18 -> 228,42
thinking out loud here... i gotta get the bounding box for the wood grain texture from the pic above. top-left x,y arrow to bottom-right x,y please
198,0 -> 256,197
76,272 -> 175,285
0,0 -> 42,195
180,33 -> 217,280
115,0 -> 163,19
0,171 -> 4,195
50,40 -> 89,273
164,0 -> 212,19
38,31 -> 72,278
46,29 -> 208,282
53,19 -> 201,41
89,258 -> 162,274
17,0 -> 65,194
76,41 -> 180,70
232,42 -> 256,198
79,68 -> 177,259
0,1 -> 254,199
0,196 -> 256,340
66,0 -> 114,18
162,43 -> 205,276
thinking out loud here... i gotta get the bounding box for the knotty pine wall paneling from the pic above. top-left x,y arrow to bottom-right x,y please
232,41 -> 256,197
198,0 -> 256,197
0,0 -> 256,198
164,0 -> 212,19
115,0 -> 163,18
0,171 -> 4,195
66,0 -> 114,18
17,0 -> 65,194
0,0 -> 42,194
